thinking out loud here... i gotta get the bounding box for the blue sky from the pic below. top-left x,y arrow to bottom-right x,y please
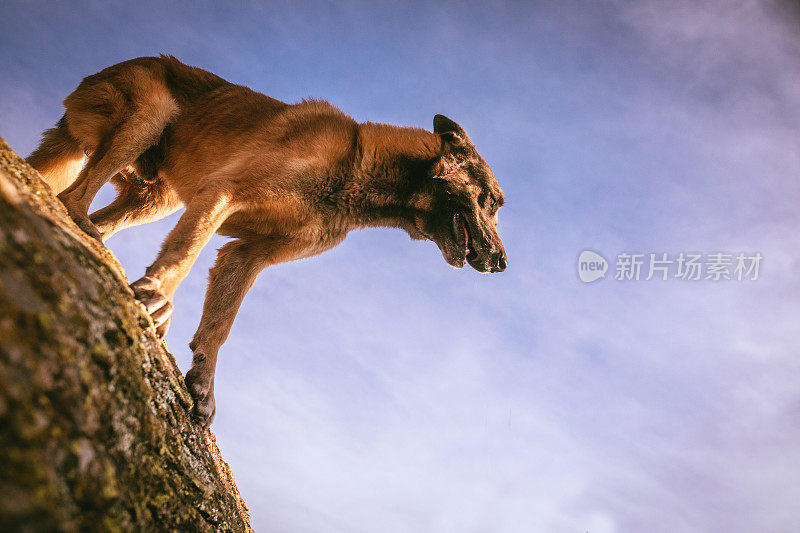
2,1 -> 800,531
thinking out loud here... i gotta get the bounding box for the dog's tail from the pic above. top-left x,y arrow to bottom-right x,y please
27,116 -> 85,195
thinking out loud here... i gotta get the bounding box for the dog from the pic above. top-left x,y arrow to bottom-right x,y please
27,55 -> 507,426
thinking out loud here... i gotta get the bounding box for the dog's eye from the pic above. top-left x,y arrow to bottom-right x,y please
488,195 -> 497,210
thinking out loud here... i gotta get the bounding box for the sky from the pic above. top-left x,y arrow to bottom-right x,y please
2,1 -> 800,531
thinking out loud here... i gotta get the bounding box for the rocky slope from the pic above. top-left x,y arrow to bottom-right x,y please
0,137 -> 252,532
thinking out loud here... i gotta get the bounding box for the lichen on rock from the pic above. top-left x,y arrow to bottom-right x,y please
0,137 -> 252,532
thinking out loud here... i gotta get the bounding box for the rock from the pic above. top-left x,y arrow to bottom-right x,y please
0,137 -> 251,532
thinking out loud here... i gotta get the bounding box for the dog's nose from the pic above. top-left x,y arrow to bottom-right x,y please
491,250 -> 507,272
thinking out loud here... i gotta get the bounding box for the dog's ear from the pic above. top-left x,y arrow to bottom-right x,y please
433,114 -> 471,149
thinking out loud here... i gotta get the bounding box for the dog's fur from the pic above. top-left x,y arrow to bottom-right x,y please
28,55 -> 507,426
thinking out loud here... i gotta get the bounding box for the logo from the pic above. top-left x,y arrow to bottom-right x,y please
578,250 -> 608,283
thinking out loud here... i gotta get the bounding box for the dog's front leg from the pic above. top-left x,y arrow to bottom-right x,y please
131,186 -> 234,337
185,238 -> 276,426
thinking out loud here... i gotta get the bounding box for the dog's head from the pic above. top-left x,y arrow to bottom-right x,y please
416,114 -> 507,273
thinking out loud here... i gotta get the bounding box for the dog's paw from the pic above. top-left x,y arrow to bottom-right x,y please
59,197 -> 104,242
74,216 -> 104,242
185,364 -> 216,427
130,276 -> 173,337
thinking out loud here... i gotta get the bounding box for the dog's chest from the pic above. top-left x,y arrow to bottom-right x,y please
228,196 -> 351,245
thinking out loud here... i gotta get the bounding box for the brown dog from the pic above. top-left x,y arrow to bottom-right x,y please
27,55 -> 507,426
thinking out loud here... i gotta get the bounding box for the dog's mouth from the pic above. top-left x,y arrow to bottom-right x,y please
450,212 -> 480,269
430,210 -> 505,272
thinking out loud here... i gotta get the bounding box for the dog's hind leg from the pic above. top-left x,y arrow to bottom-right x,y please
58,85 -> 178,240
89,175 -> 183,242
